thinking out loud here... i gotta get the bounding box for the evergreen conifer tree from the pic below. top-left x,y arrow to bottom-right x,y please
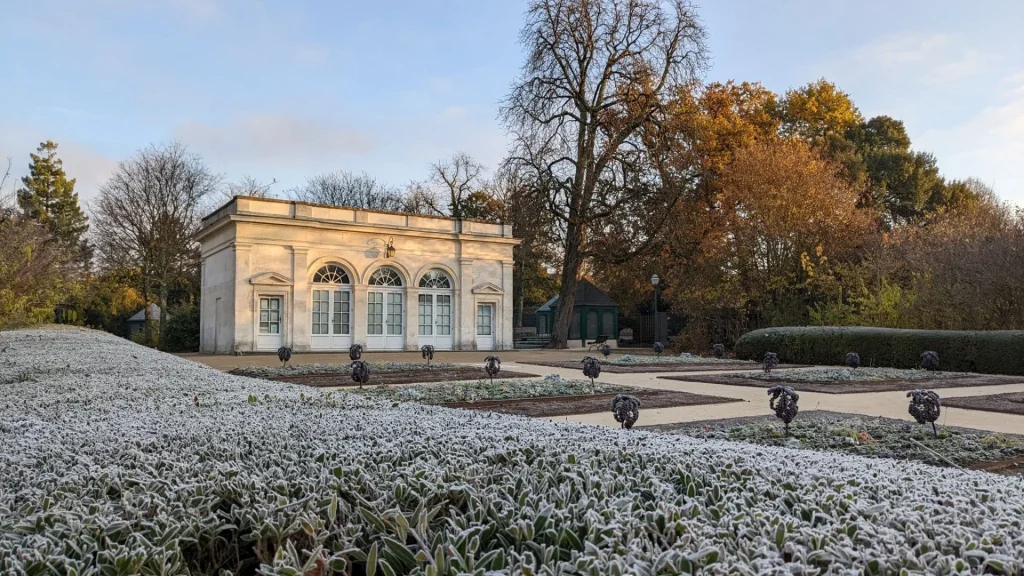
16,141 -> 92,270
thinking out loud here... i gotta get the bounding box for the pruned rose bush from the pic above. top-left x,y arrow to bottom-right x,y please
767,385 -> 800,433
762,351 -> 780,373
845,352 -> 860,370
350,360 -> 370,387
420,344 -> 435,365
2,327 -> 1024,574
484,355 -> 500,383
581,355 -> 601,384
277,345 -> 292,366
610,393 -> 641,429
922,350 -> 941,371
712,343 -> 726,358
908,389 -> 942,437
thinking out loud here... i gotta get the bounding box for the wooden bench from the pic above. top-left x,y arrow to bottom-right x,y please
587,335 -> 609,350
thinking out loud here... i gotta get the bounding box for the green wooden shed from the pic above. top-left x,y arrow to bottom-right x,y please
535,280 -> 619,348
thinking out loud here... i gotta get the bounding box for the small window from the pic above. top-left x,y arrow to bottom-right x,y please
419,269 -> 452,289
369,267 -> 403,287
313,264 -> 350,284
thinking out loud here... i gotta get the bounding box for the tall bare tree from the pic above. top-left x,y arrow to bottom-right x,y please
501,0 -> 708,347
423,152 -> 485,220
92,142 -> 219,348
291,171 -> 408,212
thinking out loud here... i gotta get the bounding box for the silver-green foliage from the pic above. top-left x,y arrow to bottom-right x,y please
2,328 -> 1024,575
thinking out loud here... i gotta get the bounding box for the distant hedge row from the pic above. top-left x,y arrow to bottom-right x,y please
735,326 -> 1024,375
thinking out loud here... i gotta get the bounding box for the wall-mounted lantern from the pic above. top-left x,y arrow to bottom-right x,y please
384,237 -> 396,259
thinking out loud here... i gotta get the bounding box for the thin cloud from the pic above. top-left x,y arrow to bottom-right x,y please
837,32 -> 983,86
918,73 -> 1024,203
175,114 -> 374,166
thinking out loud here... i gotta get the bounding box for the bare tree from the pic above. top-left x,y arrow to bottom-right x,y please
92,142 -> 220,348
501,0 -> 708,347
423,152 -> 485,220
291,171 -> 408,212
224,175 -> 277,200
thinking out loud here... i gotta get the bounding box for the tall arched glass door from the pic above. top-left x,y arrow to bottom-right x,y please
417,269 -> 454,350
366,267 -> 405,350
310,264 -> 353,350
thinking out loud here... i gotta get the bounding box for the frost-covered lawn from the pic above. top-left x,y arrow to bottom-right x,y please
607,352 -> 752,365
352,374 -> 630,404
3,327 -> 1024,574
650,412 -> 1024,470
740,366 -> 966,383
231,361 -> 459,379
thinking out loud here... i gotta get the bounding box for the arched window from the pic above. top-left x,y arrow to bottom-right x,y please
418,269 -> 452,289
369,267 -> 403,287
313,264 -> 350,284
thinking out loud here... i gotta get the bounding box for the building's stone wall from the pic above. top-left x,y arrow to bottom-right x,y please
197,197 -> 519,354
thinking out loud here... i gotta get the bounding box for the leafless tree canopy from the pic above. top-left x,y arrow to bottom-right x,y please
92,142 -> 220,347
500,0 -> 708,347
423,152 -> 485,219
291,171 -> 410,212
225,175 -> 277,200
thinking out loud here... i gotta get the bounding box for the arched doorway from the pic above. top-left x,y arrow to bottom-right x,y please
310,264 -> 353,351
366,266 -> 405,350
417,269 -> 454,350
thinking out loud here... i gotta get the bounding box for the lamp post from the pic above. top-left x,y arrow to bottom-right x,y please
651,274 -> 660,343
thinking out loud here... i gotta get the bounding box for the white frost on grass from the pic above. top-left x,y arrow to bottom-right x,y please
1,327 -> 1023,574
353,377 -> 629,404
232,360 -> 459,379
740,366 -> 969,383
610,352 -> 751,365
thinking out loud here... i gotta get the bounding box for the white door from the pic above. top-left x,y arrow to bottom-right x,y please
367,290 -> 405,350
310,288 -> 352,350
418,293 -> 454,350
257,296 -> 284,350
476,304 -> 495,351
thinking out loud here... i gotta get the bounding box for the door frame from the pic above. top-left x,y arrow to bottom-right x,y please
309,286 -> 354,351
475,302 -> 496,351
254,292 -> 288,351
366,288 -> 406,350
418,290 -> 455,350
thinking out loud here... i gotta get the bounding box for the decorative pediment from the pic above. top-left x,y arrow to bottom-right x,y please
471,282 -> 504,295
248,271 -> 293,286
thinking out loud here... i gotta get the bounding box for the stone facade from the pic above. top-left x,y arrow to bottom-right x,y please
197,197 -> 520,354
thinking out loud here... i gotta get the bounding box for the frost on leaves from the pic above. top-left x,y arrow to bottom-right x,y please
3,327 -> 1024,575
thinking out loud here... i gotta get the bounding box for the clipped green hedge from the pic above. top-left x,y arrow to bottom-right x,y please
735,326 -> 1024,375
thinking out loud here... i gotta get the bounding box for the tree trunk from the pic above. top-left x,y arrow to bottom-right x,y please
550,222 -> 585,348
513,243 -> 526,332
141,280 -> 152,344
158,281 -> 169,351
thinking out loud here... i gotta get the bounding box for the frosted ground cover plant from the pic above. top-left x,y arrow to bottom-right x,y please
1,329 -> 1023,575
354,376 -> 630,404
610,353 -> 752,365
231,361 -> 459,379
741,366 -> 967,383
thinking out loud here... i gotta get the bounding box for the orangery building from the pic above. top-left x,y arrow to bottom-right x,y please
197,197 -> 520,354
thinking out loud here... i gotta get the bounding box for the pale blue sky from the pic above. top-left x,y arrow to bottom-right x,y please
1,0 -> 1022,206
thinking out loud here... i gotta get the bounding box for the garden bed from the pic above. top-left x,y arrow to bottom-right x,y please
943,391 -> 1024,416
661,367 -> 1024,394
446,389 -> 740,418
272,367 -> 539,387
342,376 -> 738,418
645,410 -> 1024,475
229,361 -> 461,379
5,327 -> 1024,574
527,359 -> 763,373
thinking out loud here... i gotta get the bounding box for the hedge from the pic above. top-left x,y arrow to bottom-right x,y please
735,326 -> 1024,375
